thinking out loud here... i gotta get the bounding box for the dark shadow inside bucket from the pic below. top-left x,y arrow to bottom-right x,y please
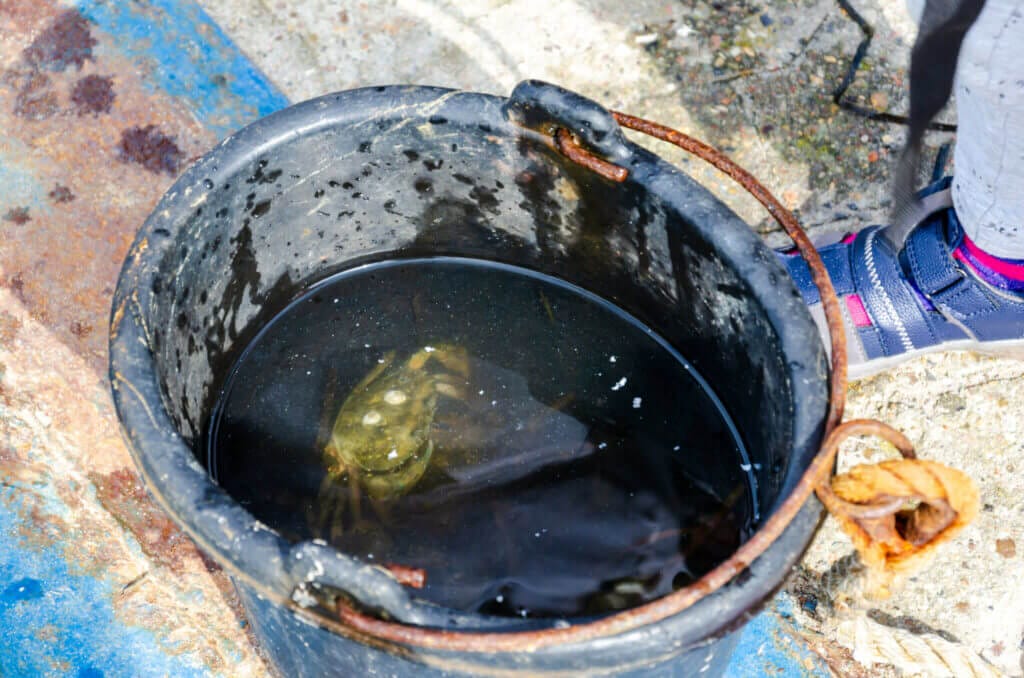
140,87 -> 824,624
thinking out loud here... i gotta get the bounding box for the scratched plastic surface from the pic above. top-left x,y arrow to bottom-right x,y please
208,258 -> 757,618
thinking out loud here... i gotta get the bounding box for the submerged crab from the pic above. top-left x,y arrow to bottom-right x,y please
322,344 -> 470,502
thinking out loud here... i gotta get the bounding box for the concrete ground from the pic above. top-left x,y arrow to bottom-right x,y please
197,0 -> 1024,674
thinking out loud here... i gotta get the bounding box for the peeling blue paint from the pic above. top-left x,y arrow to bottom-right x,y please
726,596 -> 830,677
0,492 -> 208,678
70,0 -> 289,139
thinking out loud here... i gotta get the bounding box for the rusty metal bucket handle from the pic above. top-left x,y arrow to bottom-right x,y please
327,104 -> 921,653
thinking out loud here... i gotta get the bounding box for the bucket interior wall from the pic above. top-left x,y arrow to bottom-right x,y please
147,92 -> 799,523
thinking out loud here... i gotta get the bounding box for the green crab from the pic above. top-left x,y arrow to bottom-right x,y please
322,344 -> 471,503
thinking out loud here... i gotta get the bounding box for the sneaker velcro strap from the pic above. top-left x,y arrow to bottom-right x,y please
930,276 -> 998,320
903,216 -> 961,297
903,216 -> 998,319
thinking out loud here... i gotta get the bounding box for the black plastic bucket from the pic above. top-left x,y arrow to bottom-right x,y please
109,80 -> 828,676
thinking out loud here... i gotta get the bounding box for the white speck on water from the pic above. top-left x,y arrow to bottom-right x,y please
387,449 -> 399,460
753,463 -> 762,470
496,594 -> 504,603
424,346 -> 436,352
333,298 -> 339,303
491,400 -> 497,406
632,397 -> 642,409
478,389 -> 485,395
673,445 -> 680,451
312,538 -> 327,546
598,442 -> 608,449
609,355 -> 617,363
739,463 -> 752,472
306,370 -> 312,375
377,358 -> 385,364
611,377 -> 627,391
519,609 -> 528,618
534,532 -> 540,537
364,343 -> 371,348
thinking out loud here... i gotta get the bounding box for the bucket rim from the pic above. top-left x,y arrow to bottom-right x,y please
108,82 -> 829,656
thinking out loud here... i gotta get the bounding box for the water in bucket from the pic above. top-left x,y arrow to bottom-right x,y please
207,257 -> 758,618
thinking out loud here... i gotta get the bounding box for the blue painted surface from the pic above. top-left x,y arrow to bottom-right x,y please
72,0 -> 290,138
1,1 -> 828,675
0,492 -> 207,678
727,597 -> 831,677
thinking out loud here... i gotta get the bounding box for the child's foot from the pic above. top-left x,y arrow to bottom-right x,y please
778,178 -> 1024,379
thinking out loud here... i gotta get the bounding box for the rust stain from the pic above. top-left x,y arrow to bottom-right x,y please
553,128 -> 628,182
7,273 -> 27,302
0,311 -> 22,344
5,68 -> 59,120
71,73 -> 115,115
382,563 -> 427,589
47,183 -> 74,203
68,320 -> 92,338
0,5 -> 211,372
3,9 -> 98,120
23,9 -> 97,72
3,206 -> 31,224
17,503 -> 72,552
90,467 -> 197,574
117,125 -> 184,175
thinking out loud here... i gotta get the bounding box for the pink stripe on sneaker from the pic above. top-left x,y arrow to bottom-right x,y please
958,234 -> 1024,281
845,294 -> 872,327
841,232 -> 856,245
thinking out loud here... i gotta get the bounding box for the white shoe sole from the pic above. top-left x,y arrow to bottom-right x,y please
848,338 -> 1024,381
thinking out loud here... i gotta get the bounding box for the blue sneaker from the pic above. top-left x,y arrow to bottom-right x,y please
779,178 -> 1024,379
